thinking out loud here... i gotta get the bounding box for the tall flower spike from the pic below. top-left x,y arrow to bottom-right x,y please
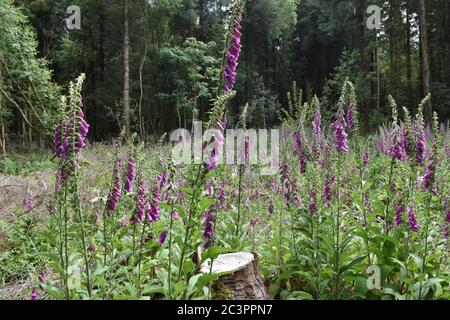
132,175 -> 145,224
124,156 -> 135,193
394,198 -> 404,226
223,16 -> 243,93
408,204 -> 419,232
293,131 -> 306,173
416,131 -> 426,165
206,117 -> 227,171
147,187 -> 160,223
444,211 -> 450,239
422,161 -> 434,190
313,109 -> 321,141
333,108 -> 349,153
107,157 -> 122,213
347,104 -> 354,131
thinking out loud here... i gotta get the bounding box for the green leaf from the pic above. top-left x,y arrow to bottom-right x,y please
382,240 -> 395,260
201,247 -> 235,262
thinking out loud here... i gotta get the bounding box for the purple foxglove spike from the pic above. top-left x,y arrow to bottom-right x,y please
156,230 -> 168,245
408,205 -> 419,232
416,132 -> 426,165
394,199 -> 404,226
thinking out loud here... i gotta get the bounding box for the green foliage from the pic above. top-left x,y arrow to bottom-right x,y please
0,216 -> 48,284
0,0 -> 60,138
0,154 -> 56,175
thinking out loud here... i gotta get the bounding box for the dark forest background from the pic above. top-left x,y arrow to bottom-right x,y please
1,0 -> 449,148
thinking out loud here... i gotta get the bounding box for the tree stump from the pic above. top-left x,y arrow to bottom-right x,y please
200,252 -> 269,300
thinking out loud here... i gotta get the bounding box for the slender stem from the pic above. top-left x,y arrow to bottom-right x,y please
235,165 -> 244,237
384,159 -> 395,235
178,164 -> 203,278
359,158 -> 371,265
168,203 -> 174,299
75,192 -> 92,297
102,210 -> 108,265
419,193 -> 433,300
137,218 -> 148,296
63,183 -> 70,299
334,155 -> 342,300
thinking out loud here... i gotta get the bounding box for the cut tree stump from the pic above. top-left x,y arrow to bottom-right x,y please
200,252 -> 269,300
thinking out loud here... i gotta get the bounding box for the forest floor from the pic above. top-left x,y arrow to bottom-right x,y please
0,172 -> 52,299
0,146 -> 114,299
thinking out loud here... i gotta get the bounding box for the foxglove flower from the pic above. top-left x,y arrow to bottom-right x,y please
307,192 -> 317,216
223,17 -> 242,93
333,112 -> 349,153
206,117 -> 226,171
313,110 -> 321,141
124,157 -> 135,193
422,161 -> 434,190
347,104 -> 354,131
216,181 -> 227,210
205,181 -> 214,197
156,230 -> 168,245
294,131 -> 306,173
157,172 -> 168,190
444,211 -> 450,239
203,211 -> 214,239
400,128 -> 409,160
22,197 -> 33,211
172,210 -> 180,220
268,203 -> 274,215
394,199 -> 404,226
107,158 -> 122,213
31,288 -> 38,300
416,131 -> 426,165
408,205 -> 419,232
53,127 -> 61,158
387,137 -> 403,160
133,180 -> 146,224
147,188 -> 160,222
362,151 -> 369,169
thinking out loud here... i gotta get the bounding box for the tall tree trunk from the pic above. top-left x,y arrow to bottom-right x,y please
419,0 -> 432,123
406,5 -> 413,107
123,0 -> 130,138
139,39 -> 147,141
